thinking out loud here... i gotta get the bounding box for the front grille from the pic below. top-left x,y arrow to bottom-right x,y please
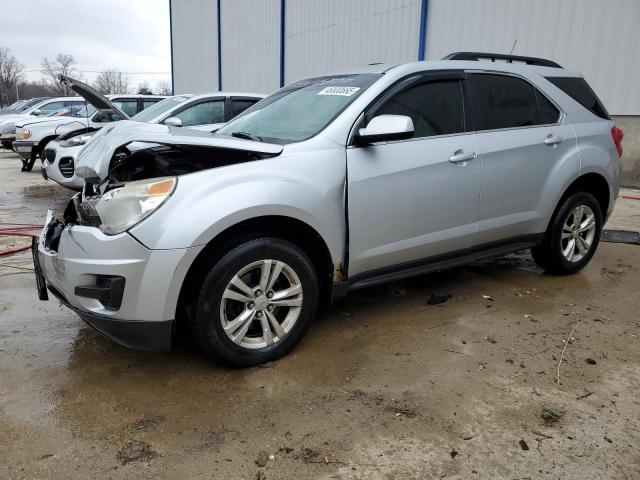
44,148 -> 56,164
59,157 -> 74,178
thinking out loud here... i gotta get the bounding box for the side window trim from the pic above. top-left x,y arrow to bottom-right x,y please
348,70 -> 474,147
467,70 -> 564,133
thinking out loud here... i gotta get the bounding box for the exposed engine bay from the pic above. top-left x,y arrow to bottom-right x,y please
56,142 -> 280,238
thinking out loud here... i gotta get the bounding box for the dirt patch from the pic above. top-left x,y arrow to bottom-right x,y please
116,441 -> 159,465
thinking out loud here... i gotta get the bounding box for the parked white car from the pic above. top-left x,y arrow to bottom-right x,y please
13,94 -> 166,171
0,97 -> 86,151
43,76 -> 265,190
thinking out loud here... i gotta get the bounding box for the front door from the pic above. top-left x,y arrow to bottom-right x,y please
347,72 -> 481,277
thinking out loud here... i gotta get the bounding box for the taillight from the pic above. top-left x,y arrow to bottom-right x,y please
611,126 -> 624,157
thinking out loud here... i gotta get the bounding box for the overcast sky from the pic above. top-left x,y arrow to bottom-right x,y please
2,0 -> 170,88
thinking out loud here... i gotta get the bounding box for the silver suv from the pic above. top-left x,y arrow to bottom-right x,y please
34,53 -> 623,366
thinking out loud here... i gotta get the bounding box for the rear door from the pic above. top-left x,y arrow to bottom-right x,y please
347,71 -> 481,276
470,72 -> 577,244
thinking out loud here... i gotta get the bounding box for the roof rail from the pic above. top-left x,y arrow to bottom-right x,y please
442,52 -> 562,69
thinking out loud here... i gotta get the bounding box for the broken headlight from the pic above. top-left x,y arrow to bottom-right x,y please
95,177 -> 177,235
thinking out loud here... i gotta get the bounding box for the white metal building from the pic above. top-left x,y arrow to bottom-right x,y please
170,0 -> 640,184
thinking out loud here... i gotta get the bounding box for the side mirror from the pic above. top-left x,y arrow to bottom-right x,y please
355,114 -> 414,144
32,109 -> 43,116
164,116 -> 183,127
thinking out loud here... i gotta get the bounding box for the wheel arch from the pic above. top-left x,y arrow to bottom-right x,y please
560,172 -> 611,217
175,215 -> 336,329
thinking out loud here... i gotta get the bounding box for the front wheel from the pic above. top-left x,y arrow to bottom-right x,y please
532,192 -> 603,275
191,238 -> 319,367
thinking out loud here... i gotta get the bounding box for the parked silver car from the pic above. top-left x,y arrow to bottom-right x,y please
34,53 -> 622,366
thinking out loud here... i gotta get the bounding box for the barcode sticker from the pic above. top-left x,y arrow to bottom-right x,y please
318,86 -> 361,96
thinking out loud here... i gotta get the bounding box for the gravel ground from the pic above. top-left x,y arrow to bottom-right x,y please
1,151 -> 640,479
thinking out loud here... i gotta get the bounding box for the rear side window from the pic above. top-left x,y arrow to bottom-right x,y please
112,100 -> 138,117
373,80 -> 465,138
472,74 -> 539,130
231,99 -> 258,118
535,90 -> 560,124
545,77 -> 609,120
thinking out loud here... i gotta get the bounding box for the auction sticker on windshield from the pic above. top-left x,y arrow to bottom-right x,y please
318,86 -> 361,96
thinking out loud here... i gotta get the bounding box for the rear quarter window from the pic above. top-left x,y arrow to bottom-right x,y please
546,77 -> 610,120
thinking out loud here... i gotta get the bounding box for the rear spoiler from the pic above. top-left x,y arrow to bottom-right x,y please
443,52 -> 562,69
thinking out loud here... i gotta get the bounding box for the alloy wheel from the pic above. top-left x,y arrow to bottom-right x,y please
219,259 -> 303,349
561,205 -> 596,263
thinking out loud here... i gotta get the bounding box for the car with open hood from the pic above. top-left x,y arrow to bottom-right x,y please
42,77 -> 265,189
12,77 -> 166,171
33,53 -> 622,367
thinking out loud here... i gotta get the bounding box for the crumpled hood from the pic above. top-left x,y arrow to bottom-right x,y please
75,120 -> 284,180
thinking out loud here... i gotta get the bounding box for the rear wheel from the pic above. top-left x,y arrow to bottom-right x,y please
532,192 -> 602,275
190,237 -> 318,366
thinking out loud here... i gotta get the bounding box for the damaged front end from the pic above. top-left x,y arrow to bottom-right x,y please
47,123 -> 283,246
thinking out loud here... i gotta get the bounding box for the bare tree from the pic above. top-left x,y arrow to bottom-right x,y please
156,79 -> 172,95
93,69 -> 130,94
0,46 -> 25,106
137,81 -> 152,95
41,54 -> 77,94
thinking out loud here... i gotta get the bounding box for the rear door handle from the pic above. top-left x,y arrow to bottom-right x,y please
449,150 -> 476,164
544,134 -> 564,146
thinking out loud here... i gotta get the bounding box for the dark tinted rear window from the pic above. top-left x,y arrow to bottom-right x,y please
472,74 -> 539,130
535,90 -> 560,124
546,77 -> 609,120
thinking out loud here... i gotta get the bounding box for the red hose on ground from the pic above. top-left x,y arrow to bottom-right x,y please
621,195 -> 640,201
0,225 -> 44,257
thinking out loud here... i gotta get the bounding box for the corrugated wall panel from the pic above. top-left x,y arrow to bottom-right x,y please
220,0 -> 280,94
285,0 -> 421,83
425,0 -> 640,115
170,0 -> 218,94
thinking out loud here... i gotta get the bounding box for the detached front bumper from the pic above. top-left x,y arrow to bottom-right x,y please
12,140 -> 35,160
35,212 -> 203,351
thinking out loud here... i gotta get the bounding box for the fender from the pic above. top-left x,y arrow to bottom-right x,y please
129,141 -> 348,267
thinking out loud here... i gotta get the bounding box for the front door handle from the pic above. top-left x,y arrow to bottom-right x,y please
544,134 -> 564,146
449,150 -> 476,164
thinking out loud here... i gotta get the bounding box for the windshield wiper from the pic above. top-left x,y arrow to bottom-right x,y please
231,131 -> 263,142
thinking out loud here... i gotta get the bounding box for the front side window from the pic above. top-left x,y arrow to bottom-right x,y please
216,74 -> 382,144
172,100 -> 224,126
371,79 -> 465,139
472,74 -> 540,130
36,101 -> 65,115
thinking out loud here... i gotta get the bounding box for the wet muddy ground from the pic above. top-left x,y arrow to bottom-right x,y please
1,152 -> 640,479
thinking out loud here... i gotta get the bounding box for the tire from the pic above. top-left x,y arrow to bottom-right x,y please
191,237 -> 319,367
531,192 -> 603,275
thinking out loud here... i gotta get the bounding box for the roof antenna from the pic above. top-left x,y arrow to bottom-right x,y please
509,39 -> 518,55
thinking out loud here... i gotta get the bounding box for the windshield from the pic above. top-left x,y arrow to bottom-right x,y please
216,74 -> 382,144
131,96 -> 189,123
